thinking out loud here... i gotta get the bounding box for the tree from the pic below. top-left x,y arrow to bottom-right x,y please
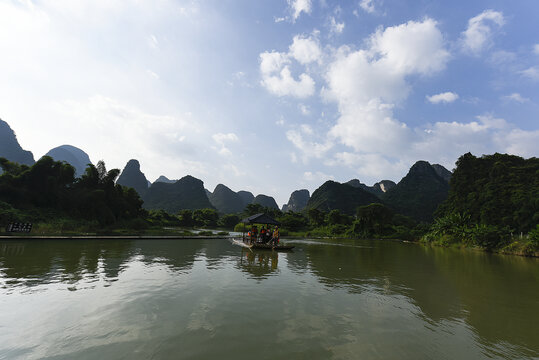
219,214 -> 240,229
307,208 -> 325,226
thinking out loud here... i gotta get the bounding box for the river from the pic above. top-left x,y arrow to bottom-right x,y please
0,238 -> 537,359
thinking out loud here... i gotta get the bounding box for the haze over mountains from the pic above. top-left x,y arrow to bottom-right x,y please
0,118 -> 453,221
116,159 -> 150,198
45,145 -> 92,177
0,119 -> 34,166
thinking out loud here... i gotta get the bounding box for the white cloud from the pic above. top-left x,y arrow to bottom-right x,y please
498,129 -> 539,158
148,34 -> 159,49
212,132 -> 238,156
359,0 -> 376,14
41,95 -> 209,180
286,129 -> 333,162
534,44 -> 539,55
261,66 -> 315,98
327,152 -> 409,180
461,10 -> 504,55
502,93 -> 529,103
259,40 -> 316,98
288,0 -> 312,21
520,66 -> 539,81
274,16 -> 286,23
426,92 -> 459,104
414,115 -> 538,164
299,104 -> 310,115
260,51 -> 290,75
289,35 -> 322,65
303,171 -> 334,182
322,19 -> 449,154
329,17 -> 344,35
300,124 -> 314,135
488,50 -> 516,66
147,70 -> 159,79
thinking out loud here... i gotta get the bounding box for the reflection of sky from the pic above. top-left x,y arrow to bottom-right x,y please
0,239 -> 538,359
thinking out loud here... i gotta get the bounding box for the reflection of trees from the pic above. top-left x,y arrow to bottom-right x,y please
425,247 -> 539,353
0,239 -> 236,292
134,239 -> 232,272
292,239 -> 539,355
0,240 -> 133,289
298,240 -> 459,323
236,250 -> 279,280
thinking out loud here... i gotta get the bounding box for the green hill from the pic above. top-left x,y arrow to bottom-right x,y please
209,184 -> 246,214
143,175 -> 213,213
382,161 -> 449,222
117,159 -> 149,198
306,180 -> 381,215
437,153 -> 539,232
0,119 -> 34,166
45,145 -> 92,178
252,194 -> 279,210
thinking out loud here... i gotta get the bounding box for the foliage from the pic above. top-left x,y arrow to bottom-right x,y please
234,222 -> 249,232
0,157 -> 146,227
218,214 -> 240,229
307,208 -> 325,227
436,153 -> 539,233
192,208 -> 218,227
527,224 -> 539,247
352,203 -> 394,236
277,211 -> 309,231
423,213 -> 514,250
243,203 -> 282,219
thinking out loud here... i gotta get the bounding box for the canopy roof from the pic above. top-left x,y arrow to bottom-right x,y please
241,213 -> 280,226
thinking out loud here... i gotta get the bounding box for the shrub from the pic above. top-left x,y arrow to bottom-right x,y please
528,224 -> 539,247
469,224 -> 510,250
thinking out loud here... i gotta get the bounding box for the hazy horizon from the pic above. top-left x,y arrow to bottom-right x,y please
1,0 -> 538,205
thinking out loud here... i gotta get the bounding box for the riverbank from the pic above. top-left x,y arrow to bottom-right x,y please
0,234 -> 232,240
419,237 -> 539,258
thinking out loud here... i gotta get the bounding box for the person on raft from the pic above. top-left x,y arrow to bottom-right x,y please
259,226 -> 267,243
270,226 -> 280,246
249,226 -> 258,244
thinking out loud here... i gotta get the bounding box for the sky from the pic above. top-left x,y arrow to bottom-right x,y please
0,0 -> 538,206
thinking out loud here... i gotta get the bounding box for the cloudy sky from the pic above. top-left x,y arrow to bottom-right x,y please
1,0 -> 538,206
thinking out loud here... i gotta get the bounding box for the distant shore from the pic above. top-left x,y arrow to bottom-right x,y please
0,234 -> 233,240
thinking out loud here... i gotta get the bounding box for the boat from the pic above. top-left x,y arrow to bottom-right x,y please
236,213 -> 295,251
250,243 -> 295,251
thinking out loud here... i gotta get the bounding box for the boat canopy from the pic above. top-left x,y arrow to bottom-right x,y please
241,213 -> 281,226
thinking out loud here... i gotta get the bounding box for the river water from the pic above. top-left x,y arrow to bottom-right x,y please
0,238 -> 537,359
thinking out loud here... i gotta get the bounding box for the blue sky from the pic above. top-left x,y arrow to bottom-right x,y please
0,0 -> 538,206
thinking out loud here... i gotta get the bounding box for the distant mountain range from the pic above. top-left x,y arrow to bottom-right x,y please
208,184 -> 246,214
303,161 -> 451,221
154,175 -> 176,184
143,175 -> 214,213
382,161 -> 450,221
0,118 -> 454,220
306,180 -> 382,215
344,179 -> 396,197
282,189 -> 310,212
0,119 -> 35,166
253,194 -> 279,210
117,159 -> 150,198
44,145 -> 92,177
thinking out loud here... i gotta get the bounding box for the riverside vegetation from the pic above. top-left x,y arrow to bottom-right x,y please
0,153 -> 538,257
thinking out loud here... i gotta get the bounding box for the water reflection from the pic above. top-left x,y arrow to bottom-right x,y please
0,240 -> 134,292
236,249 -> 280,279
288,238 -> 539,358
0,238 -> 537,359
